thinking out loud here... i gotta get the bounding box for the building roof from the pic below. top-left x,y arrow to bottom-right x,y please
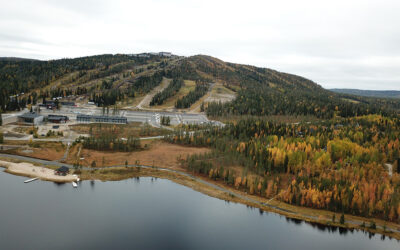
48,117 -> 65,121
56,166 -> 69,173
60,101 -> 75,105
18,112 -> 42,119
48,115 -> 68,119
77,114 -> 127,120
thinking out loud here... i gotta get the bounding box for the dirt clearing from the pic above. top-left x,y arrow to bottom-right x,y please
68,141 -> 210,169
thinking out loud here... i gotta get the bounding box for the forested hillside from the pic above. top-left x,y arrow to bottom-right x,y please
1,53 -> 400,119
184,56 -> 400,119
165,115 -> 400,222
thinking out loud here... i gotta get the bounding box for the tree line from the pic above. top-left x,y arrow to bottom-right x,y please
150,78 -> 183,106
76,124 -> 141,152
175,83 -> 208,109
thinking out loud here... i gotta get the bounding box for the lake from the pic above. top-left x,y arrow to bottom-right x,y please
0,171 -> 398,250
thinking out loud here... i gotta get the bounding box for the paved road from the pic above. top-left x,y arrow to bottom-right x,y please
0,153 -> 73,168
3,137 -> 75,142
3,135 -> 166,143
0,152 -> 397,235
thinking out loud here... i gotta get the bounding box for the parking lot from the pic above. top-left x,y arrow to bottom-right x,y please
39,106 -> 213,126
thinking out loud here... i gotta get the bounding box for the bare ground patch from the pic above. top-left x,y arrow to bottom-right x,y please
67,141 -> 211,168
3,141 -> 66,161
137,77 -> 172,109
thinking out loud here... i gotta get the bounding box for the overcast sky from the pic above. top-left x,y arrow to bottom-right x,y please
1,0 -> 399,90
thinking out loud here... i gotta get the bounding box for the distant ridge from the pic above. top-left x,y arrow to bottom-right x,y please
0,57 -> 40,62
330,88 -> 400,99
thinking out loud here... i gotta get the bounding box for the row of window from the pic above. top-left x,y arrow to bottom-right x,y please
77,117 -> 127,123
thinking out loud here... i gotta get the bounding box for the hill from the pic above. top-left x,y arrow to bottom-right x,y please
181,55 -> 400,118
330,88 -> 400,99
0,53 -> 399,118
0,57 -> 40,62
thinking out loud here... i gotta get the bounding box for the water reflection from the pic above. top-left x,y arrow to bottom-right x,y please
286,217 -> 302,225
53,182 -> 66,188
285,217 -> 351,235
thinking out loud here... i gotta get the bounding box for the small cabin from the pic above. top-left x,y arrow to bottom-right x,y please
47,114 -> 69,123
18,112 -> 44,125
55,166 -> 69,176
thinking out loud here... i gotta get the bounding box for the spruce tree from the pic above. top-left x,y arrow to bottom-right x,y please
340,213 -> 345,224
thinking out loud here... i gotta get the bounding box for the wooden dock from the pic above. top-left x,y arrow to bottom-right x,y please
24,177 -> 38,183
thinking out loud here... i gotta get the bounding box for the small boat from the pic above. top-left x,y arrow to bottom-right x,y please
73,175 -> 80,182
72,182 -> 78,188
24,177 -> 38,183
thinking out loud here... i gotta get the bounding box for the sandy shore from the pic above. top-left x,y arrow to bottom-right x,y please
0,160 -> 77,182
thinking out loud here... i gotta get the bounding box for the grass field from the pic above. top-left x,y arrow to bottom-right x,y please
190,83 -> 236,112
1,141 -> 66,161
211,84 -> 236,95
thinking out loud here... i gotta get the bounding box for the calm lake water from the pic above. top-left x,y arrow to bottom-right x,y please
0,171 -> 398,250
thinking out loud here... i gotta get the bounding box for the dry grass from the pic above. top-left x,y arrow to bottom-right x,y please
2,141 -> 66,161
120,95 -> 146,108
190,83 -> 236,112
12,126 -> 33,134
2,140 -> 32,146
341,98 -> 360,104
69,122 -> 170,138
67,141 -> 211,168
211,84 -> 236,95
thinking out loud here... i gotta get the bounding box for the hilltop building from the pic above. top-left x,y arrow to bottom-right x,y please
158,52 -> 172,57
134,52 -> 173,57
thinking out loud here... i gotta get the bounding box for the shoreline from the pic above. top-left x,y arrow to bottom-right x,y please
1,156 -> 399,240
0,160 -> 77,183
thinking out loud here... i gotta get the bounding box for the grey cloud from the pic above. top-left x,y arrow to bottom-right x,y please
0,0 -> 399,90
